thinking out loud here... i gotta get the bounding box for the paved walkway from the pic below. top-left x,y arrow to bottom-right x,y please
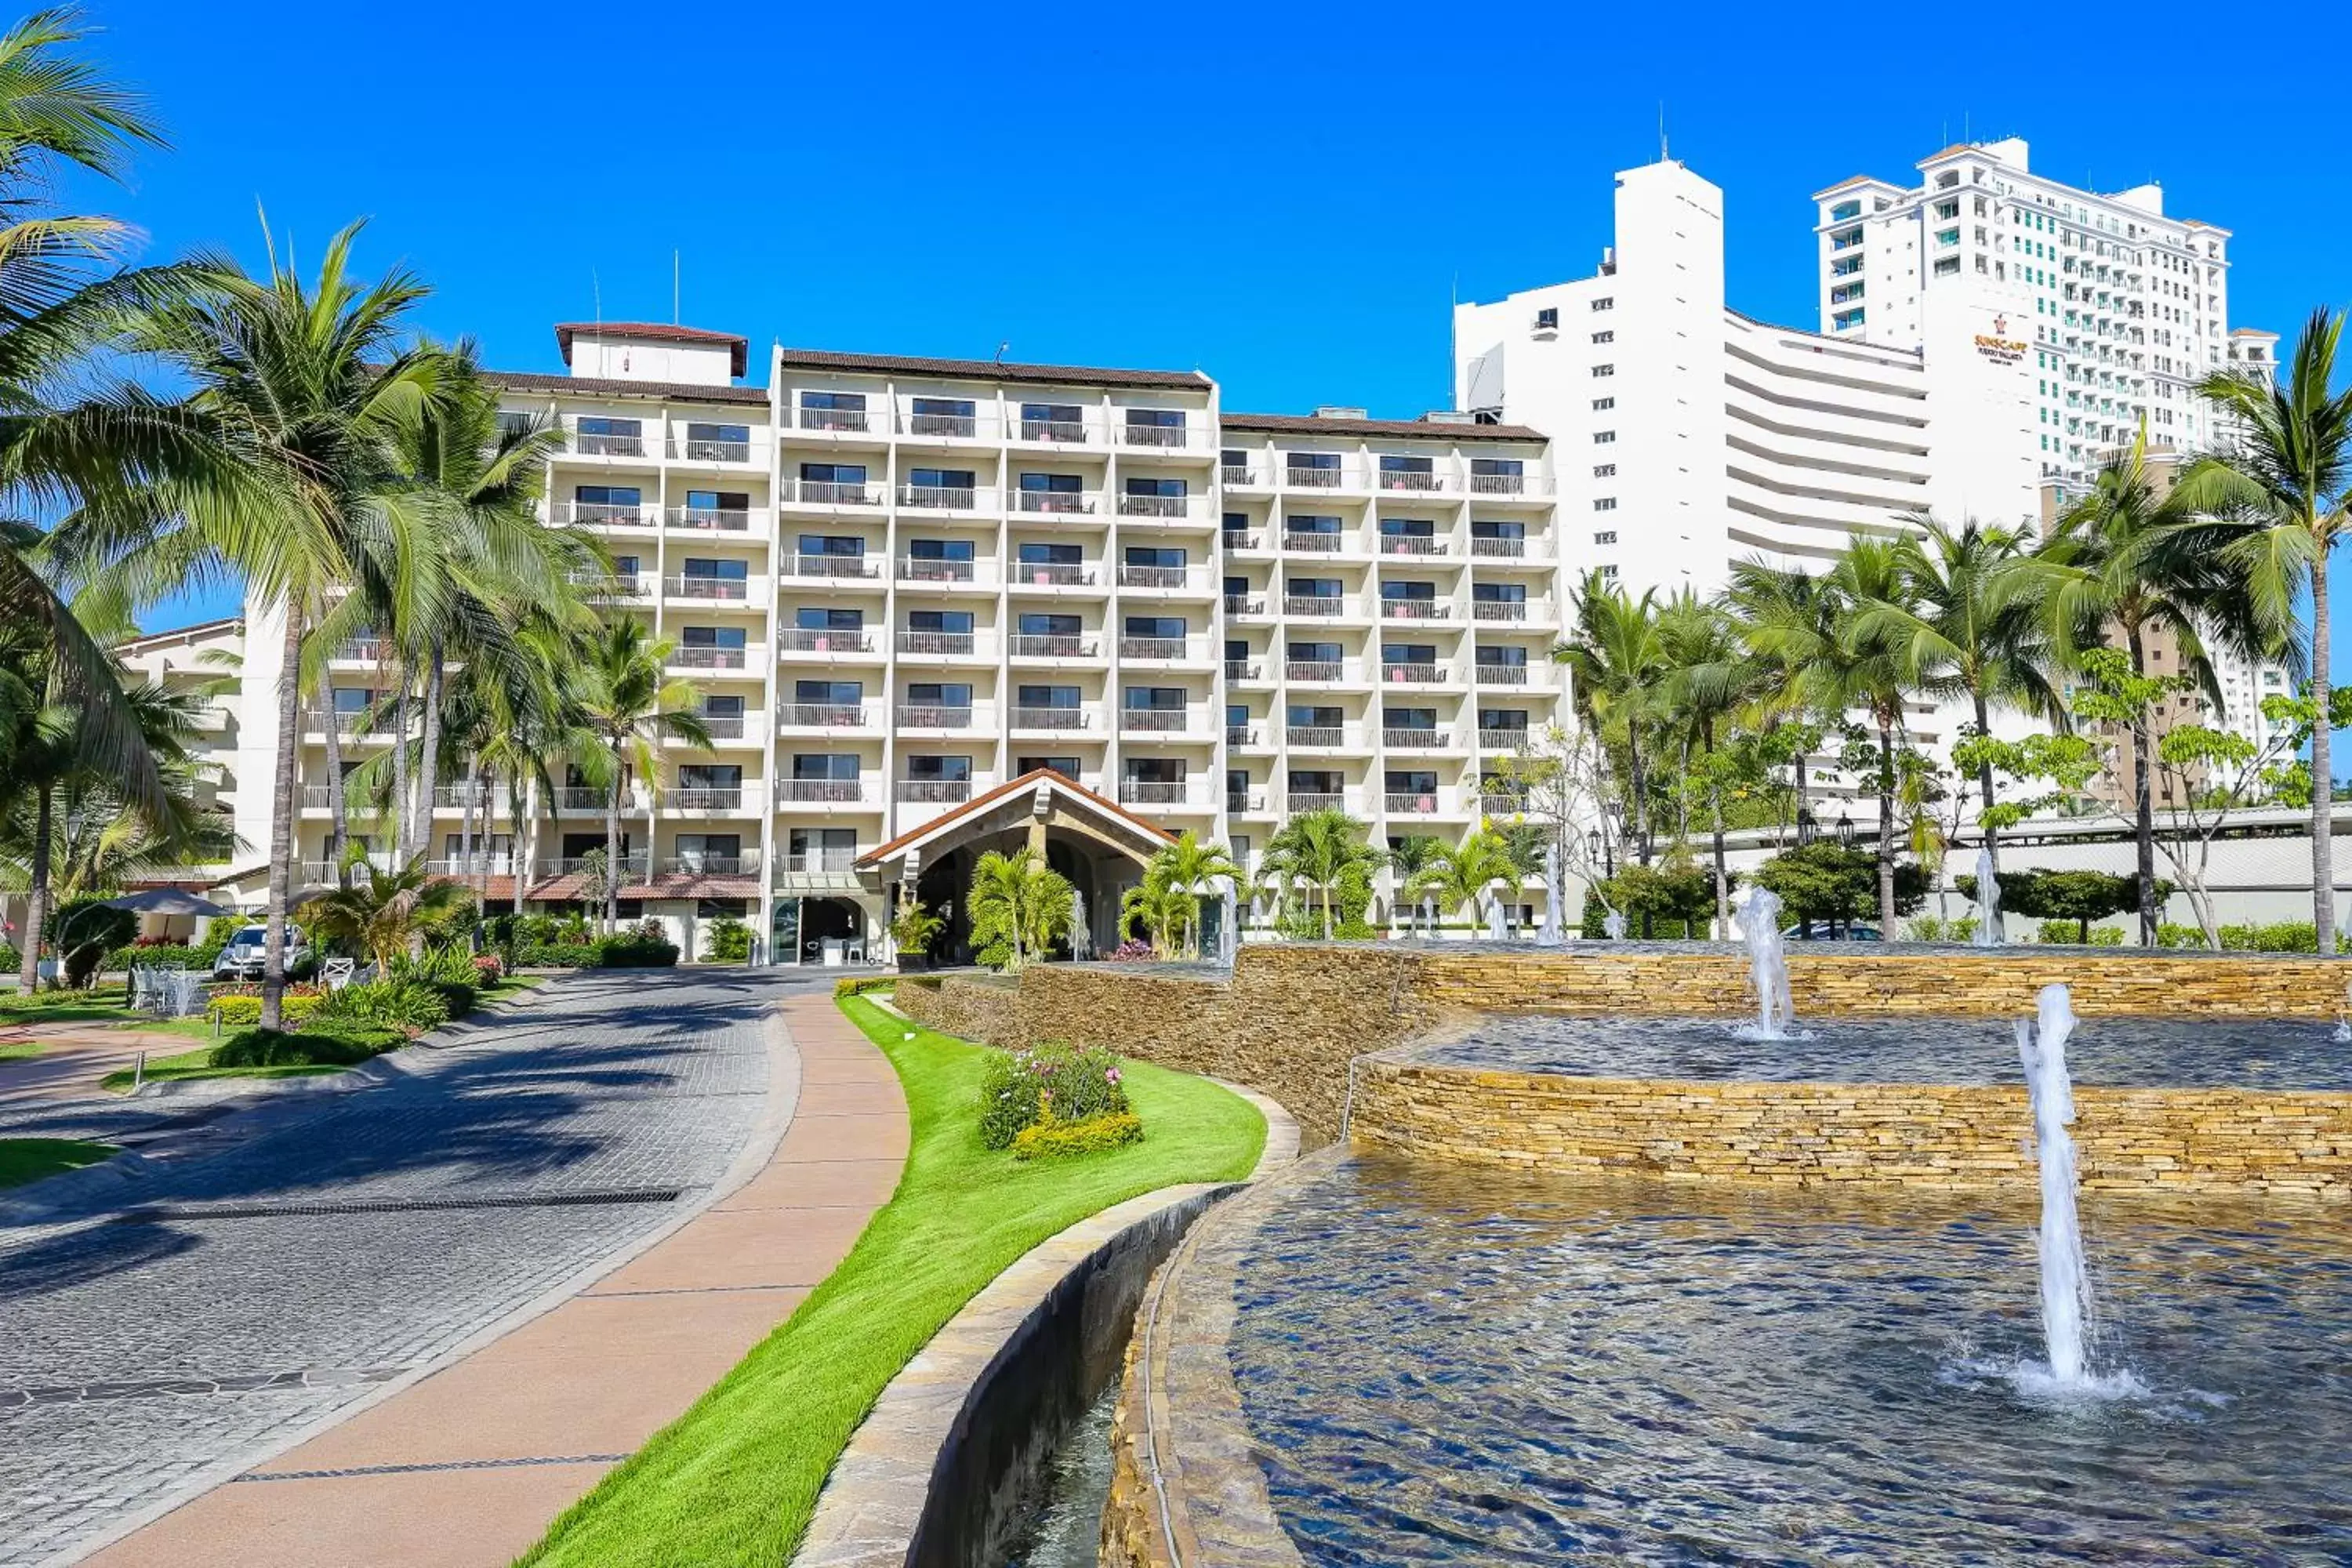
0,971 -> 895,1567
0,1023 -> 211,1109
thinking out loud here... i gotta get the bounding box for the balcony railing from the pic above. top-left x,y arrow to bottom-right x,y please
786,553 -> 881,579
786,479 -> 882,506
1381,662 -> 1446,684
556,786 -> 608,811
1221,530 -> 1261,552
556,500 -> 655,528
1473,599 -> 1532,622
542,852 -> 651,878
796,405 -> 873,432
573,430 -> 647,458
668,787 -> 747,811
673,436 -> 753,464
1117,493 -> 1192,519
1015,491 -> 1097,515
432,784 -> 488,808
1283,595 -> 1346,616
571,570 -> 650,598
778,778 -> 866,804
1286,725 -> 1344,748
898,556 -> 979,583
776,703 -> 869,728
898,484 -> 978,510
1479,727 -> 1532,751
1286,466 -> 1343,488
1282,530 -> 1343,553
1120,708 -> 1192,732
1474,663 -> 1530,685
1009,633 -> 1097,659
1377,469 -> 1443,492
1379,599 -> 1450,620
1385,791 -> 1443,815
695,713 -> 750,740
898,779 -> 973,803
904,410 -> 979,439
1223,595 -> 1263,616
1015,417 -> 1091,444
300,707 -> 390,735
1469,536 -> 1528,558
1012,561 -> 1095,586
1468,472 -> 1529,495
424,855 -> 520,878
1225,659 -> 1261,681
1228,788 -> 1268,812
666,506 -> 753,532
1011,706 -> 1091,730
896,704 -> 976,728
332,639 -> 383,662
667,574 -> 752,601
779,848 -> 862,873
1287,791 -> 1345,812
1118,780 -> 1189,805
1285,660 -> 1342,682
1120,421 -> 1191,448
1379,535 -> 1448,556
898,630 -> 978,656
670,645 -> 747,670
1221,465 -> 1255,487
778,627 -> 872,653
1226,724 -> 1256,747
1117,564 -> 1194,589
1382,728 -> 1445,750
1117,636 -> 1186,661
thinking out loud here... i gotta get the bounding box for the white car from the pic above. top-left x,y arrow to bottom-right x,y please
210,923 -> 313,981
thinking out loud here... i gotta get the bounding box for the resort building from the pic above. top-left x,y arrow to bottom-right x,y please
213,324 -> 1570,962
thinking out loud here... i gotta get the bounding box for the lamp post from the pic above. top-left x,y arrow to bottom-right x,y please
1795,805 -> 1816,848
1835,810 -> 1857,850
1601,801 -> 1624,879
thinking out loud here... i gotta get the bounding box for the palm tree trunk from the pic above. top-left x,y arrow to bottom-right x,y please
510,772 -> 529,917
1628,734 -> 1652,867
1971,690 -> 2000,868
1704,721 -> 1728,940
2311,550 -> 2336,953
470,764 -> 492,908
604,743 -> 622,937
16,785 -> 52,992
262,612 -> 303,1033
2125,625 -> 2159,946
323,699 -> 349,888
412,644 -> 444,860
1876,718 -> 1898,935
1793,746 -> 1810,846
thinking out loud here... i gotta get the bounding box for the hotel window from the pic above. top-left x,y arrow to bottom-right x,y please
1599,564 -> 1619,581
1592,463 -> 1615,477
1592,364 -> 1614,378
575,416 -> 643,456
1534,307 -> 1559,329
1591,330 -> 1613,345
1592,397 -> 1614,411
1591,296 -> 1613,311
1593,498 -> 1616,512
908,396 -> 976,437
1593,430 -> 1615,445
1593,531 -> 1617,545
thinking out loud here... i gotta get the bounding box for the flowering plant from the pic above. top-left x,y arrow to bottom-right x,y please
977,1041 -> 1134,1149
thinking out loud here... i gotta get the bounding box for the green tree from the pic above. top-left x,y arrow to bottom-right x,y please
1722,561 -> 1847,841
1258,806 -> 1382,940
1752,841 -> 1928,935
1414,827 -> 1523,928
1824,535 -> 1924,935
2175,307 -> 2352,952
296,855 -> 474,972
1127,831 -> 1237,958
1658,588 -> 1763,935
571,618 -> 711,934
968,847 -> 1072,970
1558,572 -> 1668,868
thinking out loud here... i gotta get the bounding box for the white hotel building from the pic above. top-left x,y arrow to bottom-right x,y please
212,325 -> 1570,962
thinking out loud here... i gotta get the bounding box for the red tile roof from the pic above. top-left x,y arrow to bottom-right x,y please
557,321 -> 749,377
855,768 -> 1175,869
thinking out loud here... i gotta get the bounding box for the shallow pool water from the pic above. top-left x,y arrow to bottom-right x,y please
1231,1156 -> 2352,1565
1413,1012 -> 2352,1090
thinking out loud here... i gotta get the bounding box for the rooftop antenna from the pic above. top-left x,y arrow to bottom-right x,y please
994,340 -> 1008,365
1657,100 -> 1668,162
672,249 -> 680,325
592,267 -> 601,333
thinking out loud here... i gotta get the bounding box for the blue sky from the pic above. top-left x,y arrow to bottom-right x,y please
93,0 -> 2347,648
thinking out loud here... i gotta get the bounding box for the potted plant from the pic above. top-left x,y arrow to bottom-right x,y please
891,898 -> 946,972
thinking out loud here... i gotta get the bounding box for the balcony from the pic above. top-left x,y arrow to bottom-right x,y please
666,574 -> 755,602
1221,530 -> 1261,552
775,702 -> 870,729
1285,465 -> 1347,489
1379,598 -> 1451,621
666,506 -> 757,532
1008,633 -> 1098,659
898,779 -> 974,803
1479,727 -> 1532,751
1469,535 -> 1530,559
554,500 -> 655,529
897,630 -> 984,657
424,855 -> 521,879
670,645 -> 749,671
1116,635 -> 1190,661
902,408 -> 983,440
1116,492 -> 1196,520
1472,598 -> 1540,623
693,713 -> 753,741
1376,467 -> 1446,493
1010,561 -> 1097,587
778,627 -> 874,654
784,553 -> 882,580
1120,419 -> 1194,450
1225,724 -> 1256,747
572,429 -> 648,459
1281,529 -> 1344,554
299,707 -> 390,737
540,852 -> 650,878
1285,724 -> 1350,749
898,483 -> 980,510
1227,787 -> 1269,813
555,786 -> 608,812
1283,594 -> 1347,617
1116,563 -> 1200,590
1380,662 -> 1448,685
1473,662 -> 1531,686
896,703 -> 981,729
1286,790 -> 1348,812
331,639 -> 384,662
666,786 -> 747,811
897,556 -> 985,585
784,479 -> 883,507
777,778 -> 870,804
1014,490 -> 1099,516
1468,471 -> 1531,496
431,784 -> 490,808
778,848 -> 863,875
1221,465 -> 1256,487
1384,790 -> 1448,815
666,851 -> 761,875
1223,594 -> 1264,616
1284,659 -> 1345,682
1011,706 -> 1094,731
1381,728 -> 1446,750
1224,658 -> 1261,682
1014,415 -> 1095,445
571,570 -> 652,600
1119,707 -> 1196,734
1117,780 -> 1192,806
794,405 -> 874,434
1378,535 -> 1450,557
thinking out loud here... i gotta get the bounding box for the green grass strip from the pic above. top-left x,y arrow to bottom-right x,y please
0,1138 -> 118,1190
519,994 -> 1265,1568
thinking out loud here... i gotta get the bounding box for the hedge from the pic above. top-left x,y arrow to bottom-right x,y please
1012,1111 -> 1145,1160
209,993 -> 327,1026
212,1022 -> 404,1069
511,936 -> 679,969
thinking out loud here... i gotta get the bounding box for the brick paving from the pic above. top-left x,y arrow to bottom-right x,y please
0,968 -> 825,1567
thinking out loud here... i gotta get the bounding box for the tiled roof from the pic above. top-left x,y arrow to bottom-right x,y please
1221,411 -> 1549,444
1918,142 -> 1984,164
1810,174 -> 1896,200
484,368 -> 771,407
556,321 -> 749,377
855,768 -> 1175,869
774,347 -> 1210,391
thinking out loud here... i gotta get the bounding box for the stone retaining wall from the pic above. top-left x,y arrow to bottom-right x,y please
1352,1062 -> 2352,1200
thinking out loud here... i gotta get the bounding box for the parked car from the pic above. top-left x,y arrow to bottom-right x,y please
211,922 -> 313,980
1782,921 -> 1882,942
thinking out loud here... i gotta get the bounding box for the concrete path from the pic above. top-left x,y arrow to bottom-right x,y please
0,1024 -> 208,1109
64,988 -> 905,1568
0,971 -> 894,1568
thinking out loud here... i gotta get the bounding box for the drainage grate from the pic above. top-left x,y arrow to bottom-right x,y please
109,1187 -> 684,1224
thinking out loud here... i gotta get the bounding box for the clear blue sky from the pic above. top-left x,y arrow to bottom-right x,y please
93,0 -> 2347,655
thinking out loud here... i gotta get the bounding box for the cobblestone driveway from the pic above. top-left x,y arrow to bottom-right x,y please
0,968 -> 803,1565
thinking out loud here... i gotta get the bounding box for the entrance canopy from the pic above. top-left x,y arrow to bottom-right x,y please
855,768 -> 1174,880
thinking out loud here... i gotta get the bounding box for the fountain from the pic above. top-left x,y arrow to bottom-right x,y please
1731,884 -> 1799,1040
1218,884 -> 1238,969
2016,982 -> 2101,1391
1974,844 -> 2004,946
1068,889 -> 1093,962
1535,840 -> 1565,948
1602,909 -> 1628,941
1486,893 -> 1509,941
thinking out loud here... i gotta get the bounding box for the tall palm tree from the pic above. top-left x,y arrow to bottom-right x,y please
1558,572 -> 1668,866
1657,588 -> 1762,935
1824,535 -> 1922,935
2176,307 -> 2352,949
967,846 -> 1073,970
1386,834 -> 1446,929
1852,515 -> 2063,880
2034,437 -> 2266,942
1722,560 -> 1848,838
1133,830 -> 1238,958
1415,827 -> 1523,931
1258,806 -> 1382,939
571,618 -> 710,934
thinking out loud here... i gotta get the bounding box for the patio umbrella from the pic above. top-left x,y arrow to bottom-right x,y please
100,888 -> 234,917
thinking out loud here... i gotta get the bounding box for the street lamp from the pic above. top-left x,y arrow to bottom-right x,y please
1585,829 -> 1603,862
1795,806 -> 1816,848
1835,810 -> 1857,850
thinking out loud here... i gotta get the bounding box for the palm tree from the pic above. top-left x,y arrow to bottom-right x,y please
1657,589 -> 1762,935
2176,308 -> 2352,949
967,847 -> 1073,970
297,855 -> 474,974
1558,572 -> 1668,867
1129,831 -> 1239,957
2034,437 -> 2266,942
1386,834 -> 1446,930
1824,535 -> 1922,936
1258,806 -> 1382,939
1120,879 -> 1194,956
1415,828 -> 1523,931
571,618 -> 710,933
1724,559 -> 1851,843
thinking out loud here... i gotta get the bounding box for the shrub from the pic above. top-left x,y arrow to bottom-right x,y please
1105,938 -> 1156,961
208,992 -> 326,1026
1905,916 -> 1980,943
313,978 -> 451,1035
595,934 -> 678,968
514,941 -> 600,967
890,900 -> 945,960
977,1043 -> 1131,1151
702,915 -> 752,964
210,1024 -> 401,1069
1012,1111 -> 1144,1160
834,976 -> 895,999
472,953 -> 503,984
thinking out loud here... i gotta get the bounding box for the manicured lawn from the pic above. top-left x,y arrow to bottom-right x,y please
0,993 -> 133,1029
521,994 -> 1266,1568
0,1039 -> 41,1062
0,1138 -> 118,1190
98,1045 -> 347,1094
